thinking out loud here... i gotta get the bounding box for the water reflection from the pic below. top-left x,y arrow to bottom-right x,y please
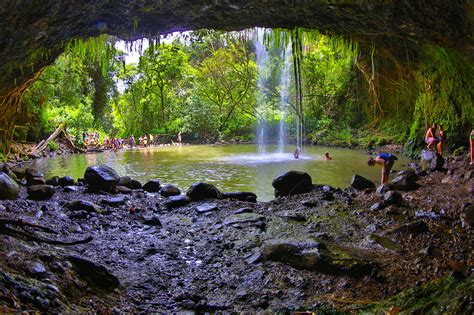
31,145 -> 410,201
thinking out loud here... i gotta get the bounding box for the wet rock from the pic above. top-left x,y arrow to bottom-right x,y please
390,172 -> 419,191
272,171 -> 313,197
63,185 -> 78,192
222,192 -> 257,202
415,210 -> 440,220
364,234 -> 403,252
351,174 -> 376,191
118,176 -> 142,190
160,184 -> 181,197
383,191 -> 403,206
27,261 -> 47,275
117,185 -> 132,194
25,168 -> 44,182
224,213 -> 266,228
370,202 -> 386,211
388,220 -> 429,235
68,200 -> 102,214
260,239 -> 376,277
301,199 -> 318,207
27,185 -> 55,200
279,211 -> 307,222
165,195 -> 191,209
196,203 -> 218,214
142,215 -> 162,227
46,176 -> 59,186
461,204 -> 474,229
186,182 -> 223,201
11,166 -> 25,179
0,172 -> 20,200
376,183 -> 392,195
84,165 -> 120,193
143,179 -> 162,192
67,256 -> 120,290
234,207 -> 253,214
100,196 -> 126,207
421,150 -> 444,171
58,175 -> 75,187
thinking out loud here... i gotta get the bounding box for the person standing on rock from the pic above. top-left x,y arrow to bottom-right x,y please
425,123 -> 437,151
367,153 -> 398,184
437,125 -> 445,155
470,129 -> 474,165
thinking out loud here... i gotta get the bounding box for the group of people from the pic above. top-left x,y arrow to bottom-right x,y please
103,137 -> 125,150
82,132 -> 100,146
128,134 -> 155,148
425,123 -> 445,154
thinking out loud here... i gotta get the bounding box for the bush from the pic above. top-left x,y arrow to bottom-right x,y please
48,141 -> 59,151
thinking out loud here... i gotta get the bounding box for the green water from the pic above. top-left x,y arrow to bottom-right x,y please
31,144 -> 410,201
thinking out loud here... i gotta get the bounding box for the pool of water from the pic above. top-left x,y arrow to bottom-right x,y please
31,144 -> 411,201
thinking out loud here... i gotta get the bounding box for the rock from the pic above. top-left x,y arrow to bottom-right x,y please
370,202 -> 386,211
143,179 -> 162,192
390,173 -> 420,191
46,176 -> 59,187
364,234 -> 403,252
260,239 -> 376,277
186,182 -> 222,201
84,165 -> 120,193
376,183 -> 392,195
68,200 -> 102,214
0,172 -> 20,200
464,170 -> 473,180
222,192 -> 257,202
234,207 -> 253,214
165,195 -> 191,209
118,176 -> 142,190
58,176 -> 75,187
27,261 -> 47,275
160,184 -> 181,197
351,175 -> 376,191
11,167 -> 25,179
461,204 -> 474,229
117,185 -> 132,194
25,168 -> 44,181
63,186 -> 78,192
224,213 -> 266,226
272,171 -> 313,197
27,185 -> 55,200
196,203 -> 218,214
388,220 -> 429,235
302,199 -> 318,207
279,211 -> 307,222
100,196 -> 126,207
142,215 -> 162,227
383,191 -> 403,206
67,256 -> 120,290
27,177 -> 46,186
321,191 -> 335,201
421,150 -> 444,171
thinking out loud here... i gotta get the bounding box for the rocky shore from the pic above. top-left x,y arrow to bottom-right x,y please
0,151 -> 472,312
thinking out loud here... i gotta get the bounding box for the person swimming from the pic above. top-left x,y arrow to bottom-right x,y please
323,152 -> 332,160
368,153 -> 398,184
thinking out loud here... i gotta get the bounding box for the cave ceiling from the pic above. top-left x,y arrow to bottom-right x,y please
0,0 -> 472,96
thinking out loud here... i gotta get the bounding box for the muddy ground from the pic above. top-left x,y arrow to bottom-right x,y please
0,154 -> 473,313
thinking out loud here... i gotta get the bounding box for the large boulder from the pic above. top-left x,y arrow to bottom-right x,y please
421,150 -> 444,171
27,185 -> 55,200
272,171 -> 313,197
143,179 -> 161,192
0,172 -> 20,200
186,182 -> 222,201
84,165 -> 120,193
160,184 -> 181,197
390,172 -> 420,191
25,168 -> 43,182
351,174 -> 376,191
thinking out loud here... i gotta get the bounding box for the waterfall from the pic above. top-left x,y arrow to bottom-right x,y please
278,38 -> 292,153
254,28 -> 269,155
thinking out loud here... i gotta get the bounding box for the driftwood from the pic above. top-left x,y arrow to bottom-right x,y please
0,218 -> 93,246
29,123 -> 86,156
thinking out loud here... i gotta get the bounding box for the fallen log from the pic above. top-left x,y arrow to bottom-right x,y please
29,122 -> 66,156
